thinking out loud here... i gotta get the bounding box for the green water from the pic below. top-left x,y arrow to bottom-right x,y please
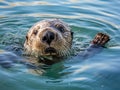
0,0 -> 120,90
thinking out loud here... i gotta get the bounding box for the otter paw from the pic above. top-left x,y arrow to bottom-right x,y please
91,33 -> 110,46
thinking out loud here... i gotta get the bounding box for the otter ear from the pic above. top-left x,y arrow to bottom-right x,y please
24,35 -> 29,48
26,35 -> 28,40
25,34 -> 29,45
71,31 -> 74,40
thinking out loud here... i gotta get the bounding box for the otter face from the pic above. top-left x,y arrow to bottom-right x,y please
24,19 -> 73,57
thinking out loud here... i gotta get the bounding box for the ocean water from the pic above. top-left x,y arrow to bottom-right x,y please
0,0 -> 120,90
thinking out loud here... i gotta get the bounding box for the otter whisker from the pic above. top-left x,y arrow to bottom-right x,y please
59,44 -> 70,56
62,44 -> 71,56
24,19 -> 72,59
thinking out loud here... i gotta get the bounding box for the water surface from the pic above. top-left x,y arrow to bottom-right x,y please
0,0 -> 120,90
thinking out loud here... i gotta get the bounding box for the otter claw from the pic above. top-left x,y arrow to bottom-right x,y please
91,33 -> 110,46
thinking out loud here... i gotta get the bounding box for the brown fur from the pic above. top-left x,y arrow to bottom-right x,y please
91,33 -> 110,46
24,19 -> 73,58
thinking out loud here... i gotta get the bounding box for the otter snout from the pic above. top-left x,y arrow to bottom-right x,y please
42,31 -> 55,45
24,19 -> 72,57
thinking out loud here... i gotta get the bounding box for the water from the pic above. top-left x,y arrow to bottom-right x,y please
0,0 -> 120,90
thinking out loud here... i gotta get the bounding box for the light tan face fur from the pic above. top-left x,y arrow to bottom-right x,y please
24,19 -> 73,57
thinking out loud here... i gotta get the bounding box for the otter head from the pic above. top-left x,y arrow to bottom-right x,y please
24,19 -> 73,58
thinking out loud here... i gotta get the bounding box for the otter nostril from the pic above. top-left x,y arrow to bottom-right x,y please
42,36 -> 47,41
42,31 -> 55,45
50,33 -> 54,40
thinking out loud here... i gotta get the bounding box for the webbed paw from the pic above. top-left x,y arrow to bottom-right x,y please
91,33 -> 110,46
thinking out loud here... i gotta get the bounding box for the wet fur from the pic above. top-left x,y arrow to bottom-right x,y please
24,19 -> 73,58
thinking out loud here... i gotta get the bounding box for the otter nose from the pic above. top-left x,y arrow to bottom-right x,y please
42,31 -> 55,45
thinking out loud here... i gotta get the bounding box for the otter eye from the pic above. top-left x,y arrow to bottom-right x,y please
55,24 -> 65,33
33,30 -> 38,35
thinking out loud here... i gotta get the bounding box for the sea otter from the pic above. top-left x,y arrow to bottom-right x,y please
24,19 -> 73,58
0,19 -> 110,68
24,19 -> 110,58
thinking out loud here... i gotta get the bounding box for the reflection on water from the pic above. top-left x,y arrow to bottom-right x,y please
0,1 -> 59,8
0,0 -> 120,90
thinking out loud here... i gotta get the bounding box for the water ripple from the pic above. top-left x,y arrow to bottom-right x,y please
0,0 -> 120,90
